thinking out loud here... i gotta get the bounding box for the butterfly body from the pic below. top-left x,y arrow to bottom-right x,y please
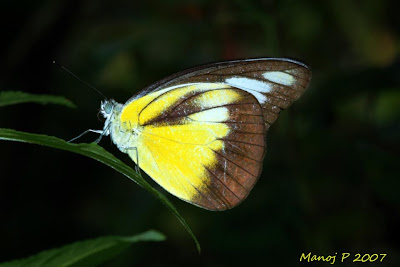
99,58 -> 311,210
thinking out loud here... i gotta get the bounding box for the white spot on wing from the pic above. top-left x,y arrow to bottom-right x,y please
245,90 -> 267,103
226,77 -> 272,93
189,107 -> 229,122
263,71 -> 295,86
225,77 -> 270,103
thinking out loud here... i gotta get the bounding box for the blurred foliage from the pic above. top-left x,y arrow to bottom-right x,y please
0,91 -> 76,108
0,0 -> 399,266
0,230 -> 165,267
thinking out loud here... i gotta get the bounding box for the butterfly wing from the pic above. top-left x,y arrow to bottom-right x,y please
121,58 -> 311,210
130,58 -> 311,128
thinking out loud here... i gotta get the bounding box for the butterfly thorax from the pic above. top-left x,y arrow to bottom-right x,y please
101,99 -> 140,154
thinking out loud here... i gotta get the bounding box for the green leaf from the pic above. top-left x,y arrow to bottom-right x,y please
0,128 -> 200,253
0,230 -> 165,267
0,91 -> 76,108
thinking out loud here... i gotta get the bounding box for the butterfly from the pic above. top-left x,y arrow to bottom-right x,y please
98,58 -> 311,210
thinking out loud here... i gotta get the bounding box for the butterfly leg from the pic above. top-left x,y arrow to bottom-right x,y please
68,129 -> 103,143
122,146 -> 141,176
133,147 -> 141,175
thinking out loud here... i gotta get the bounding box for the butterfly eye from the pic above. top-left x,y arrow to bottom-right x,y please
103,101 -> 114,114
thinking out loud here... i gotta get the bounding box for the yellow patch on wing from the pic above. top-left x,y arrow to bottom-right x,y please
191,89 -> 243,109
128,129 -> 225,201
138,85 -> 200,125
119,83 -> 245,203
145,122 -> 230,146
121,83 -> 234,127
135,121 -> 230,200
120,89 -> 167,127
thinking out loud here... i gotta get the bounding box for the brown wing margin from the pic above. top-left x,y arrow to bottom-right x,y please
194,91 -> 266,210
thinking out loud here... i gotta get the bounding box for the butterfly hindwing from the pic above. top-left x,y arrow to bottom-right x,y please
119,83 -> 266,210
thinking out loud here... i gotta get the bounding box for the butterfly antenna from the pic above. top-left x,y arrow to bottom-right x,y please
53,60 -> 107,99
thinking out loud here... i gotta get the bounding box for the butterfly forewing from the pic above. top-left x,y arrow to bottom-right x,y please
130,58 -> 311,127
118,58 -> 311,210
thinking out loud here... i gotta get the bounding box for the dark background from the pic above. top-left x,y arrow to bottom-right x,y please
1,0 -> 399,266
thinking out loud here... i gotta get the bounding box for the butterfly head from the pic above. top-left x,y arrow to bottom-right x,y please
99,99 -> 121,136
100,99 -> 116,117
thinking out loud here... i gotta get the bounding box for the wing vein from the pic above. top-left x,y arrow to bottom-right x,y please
212,150 -> 257,178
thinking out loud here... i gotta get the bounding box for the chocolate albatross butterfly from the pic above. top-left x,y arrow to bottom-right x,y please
97,58 -> 311,211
